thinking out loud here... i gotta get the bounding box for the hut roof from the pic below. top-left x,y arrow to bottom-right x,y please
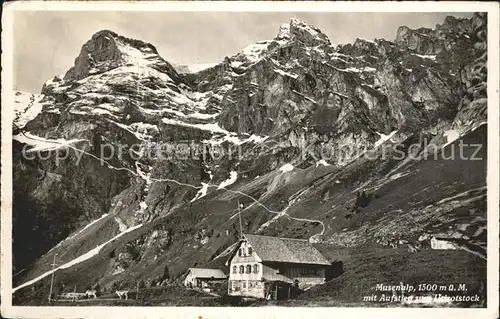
241,234 -> 330,265
187,268 -> 226,279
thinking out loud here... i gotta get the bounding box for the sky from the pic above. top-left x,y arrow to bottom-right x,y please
13,11 -> 473,93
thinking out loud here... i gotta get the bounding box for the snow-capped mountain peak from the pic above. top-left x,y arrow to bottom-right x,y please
63,29 -> 180,84
228,18 -> 331,69
279,17 -> 331,45
276,22 -> 292,40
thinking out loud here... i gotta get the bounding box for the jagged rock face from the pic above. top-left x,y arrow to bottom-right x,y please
396,26 -> 442,54
12,14 -> 487,302
279,18 -> 331,46
395,16 -> 472,55
451,12 -> 487,134
62,30 -> 181,84
202,16 -> 474,164
64,30 -> 123,82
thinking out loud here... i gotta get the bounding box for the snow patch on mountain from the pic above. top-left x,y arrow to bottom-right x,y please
135,201 -> 148,215
357,37 -> 375,44
218,171 -> 238,189
277,23 -> 292,40
114,217 -> 128,232
116,41 -> 153,63
203,133 -> 268,146
13,223 -> 144,292
342,66 -> 377,73
186,112 -> 220,120
374,130 -> 398,148
244,134 -> 269,144
13,132 -> 88,153
274,68 -> 299,79
14,91 -> 46,129
191,169 -> 213,202
162,118 -> 228,134
290,17 -> 320,37
443,129 -> 460,146
109,64 -> 174,84
389,171 -> 410,181
66,214 -> 110,241
279,163 -> 294,173
129,123 -> 160,140
413,54 -> 437,60
191,183 -> 209,202
316,159 -> 331,167
163,116 -> 268,146
109,120 -> 158,141
239,41 -> 272,64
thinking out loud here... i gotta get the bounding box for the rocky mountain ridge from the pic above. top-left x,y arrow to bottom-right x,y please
12,13 -> 487,302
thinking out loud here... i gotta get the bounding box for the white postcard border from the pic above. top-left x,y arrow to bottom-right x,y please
1,2 -> 499,319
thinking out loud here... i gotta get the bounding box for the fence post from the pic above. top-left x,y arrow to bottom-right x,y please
136,281 -> 139,300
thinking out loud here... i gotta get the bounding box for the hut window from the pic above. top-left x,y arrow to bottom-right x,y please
246,265 -> 252,274
239,265 -> 244,274
242,281 -> 247,289
238,248 -> 243,257
247,247 -> 253,255
233,266 -> 237,274
253,264 -> 259,273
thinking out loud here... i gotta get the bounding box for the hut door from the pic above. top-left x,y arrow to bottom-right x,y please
276,285 -> 290,300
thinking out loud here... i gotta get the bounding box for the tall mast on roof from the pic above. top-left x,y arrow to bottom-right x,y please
238,201 -> 243,239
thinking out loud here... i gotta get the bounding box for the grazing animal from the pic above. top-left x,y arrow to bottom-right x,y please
85,289 -> 97,299
115,290 -> 129,300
